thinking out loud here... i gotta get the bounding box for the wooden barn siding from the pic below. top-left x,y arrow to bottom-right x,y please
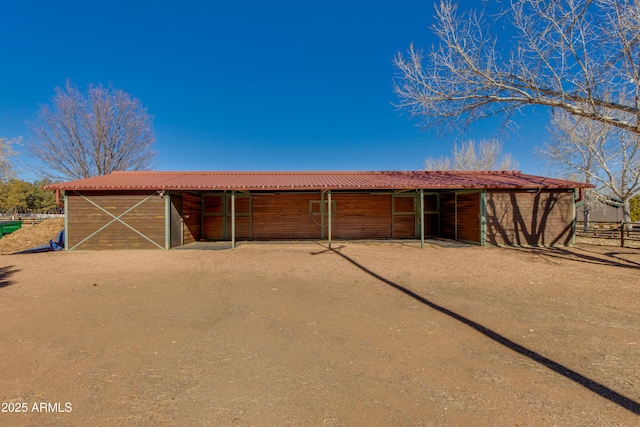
201,194 -> 251,240
392,216 -> 414,238
424,194 -> 438,212
251,192 -> 412,240
332,193 -> 392,239
67,192 -> 165,250
456,192 -> 481,243
226,195 -> 251,239
203,216 -> 224,240
181,193 -> 201,244
392,195 -> 416,238
485,190 -> 574,246
439,192 -> 456,239
202,194 -> 224,240
252,193 -> 320,239
203,194 -> 224,213
394,195 -> 414,211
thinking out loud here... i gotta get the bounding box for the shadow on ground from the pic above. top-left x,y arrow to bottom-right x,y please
174,242 -> 234,251
508,246 -> 640,271
0,265 -> 19,289
311,243 -> 640,415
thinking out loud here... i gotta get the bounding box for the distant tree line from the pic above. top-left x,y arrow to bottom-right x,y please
631,197 -> 640,222
0,179 -> 59,215
0,137 -> 58,215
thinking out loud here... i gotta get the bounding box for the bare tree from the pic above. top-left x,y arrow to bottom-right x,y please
540,109 -> 640,229
0,137 -> 18,182
424,139 -> 518,171
29,80 -> 155,180
423,156 -> 453,171
394,0 -> 640,136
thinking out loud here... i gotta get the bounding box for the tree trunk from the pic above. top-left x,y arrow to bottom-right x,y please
622,200 -> 632,233
583,206 -> 590,232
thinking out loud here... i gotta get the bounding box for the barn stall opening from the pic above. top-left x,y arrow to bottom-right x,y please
45,171 -> 591,250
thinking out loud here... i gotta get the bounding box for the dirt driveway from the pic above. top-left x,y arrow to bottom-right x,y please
1,241 -> 639,426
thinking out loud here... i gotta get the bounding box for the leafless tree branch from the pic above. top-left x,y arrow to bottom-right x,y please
0,137 -> 19,182
28,80 -> 155,180
539,109 -> 640,226
394,0 -> 640,135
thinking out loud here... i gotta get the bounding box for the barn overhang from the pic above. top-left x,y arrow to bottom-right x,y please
47,171 -> 592,250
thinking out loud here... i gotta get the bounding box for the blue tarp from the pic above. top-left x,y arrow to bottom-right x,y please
11,230 -> 65,254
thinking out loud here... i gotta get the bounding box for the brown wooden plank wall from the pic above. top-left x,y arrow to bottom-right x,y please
394,195 -> 414,212
226,195 -> 251,239
252,193 -> 320,239
424,194 -> 438,212
203,195 -> 223,213
67,191 -> 165,250
392,195 -> 416,238
456,192 -> 481,243
393,216 -> 415,238
439,192 -> 456,239
203,217 -> 224,240
332,193 -> 392,239
485,190 -> 574,246
182,193 -> 201,244
203,194 -> 224,240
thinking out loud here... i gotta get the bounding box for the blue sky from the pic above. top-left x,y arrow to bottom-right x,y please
0,0 -> 553,180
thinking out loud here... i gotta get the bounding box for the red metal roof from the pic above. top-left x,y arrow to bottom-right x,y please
44,171 -> 592,191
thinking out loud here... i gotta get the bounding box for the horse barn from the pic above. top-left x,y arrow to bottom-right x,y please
44,170 -> 591,250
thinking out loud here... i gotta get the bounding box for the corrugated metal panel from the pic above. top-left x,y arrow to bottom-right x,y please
45,170 -> 592,192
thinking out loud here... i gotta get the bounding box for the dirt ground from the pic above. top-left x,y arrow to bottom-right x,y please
0,219 -> 64,255
0,241 -> 639,426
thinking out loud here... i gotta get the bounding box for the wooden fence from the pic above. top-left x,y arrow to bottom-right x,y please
0,213 -> 64,224
576,221 -> 640,247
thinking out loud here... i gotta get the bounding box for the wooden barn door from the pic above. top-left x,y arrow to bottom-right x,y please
456,192 -> 481,244
170,195 -> 183,247
252,193 -> 319,240
202,193 -> 252,240
392,193 -> 417,238
66,191 -> 165,250
226,193 -> 251,240
202,194 -> 225,240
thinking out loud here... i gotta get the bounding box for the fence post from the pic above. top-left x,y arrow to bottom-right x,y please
620,220 -> 625,248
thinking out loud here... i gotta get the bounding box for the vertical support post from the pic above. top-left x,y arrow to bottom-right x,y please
63,191 -> 69,251
200,194 -> 205,241
454,192 -> 458,240
391,194 -> 395,238
420,189 -> 424,249
320,190 -> 325,239
231,191 -> 236,249
222,193 -> 228,239
437,193 -> 441,237
164,192 -> 171,249
480,189 -> 487,246
249,192 -> 253,241
572,189 -> 577,246
327,190 -> 332,249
